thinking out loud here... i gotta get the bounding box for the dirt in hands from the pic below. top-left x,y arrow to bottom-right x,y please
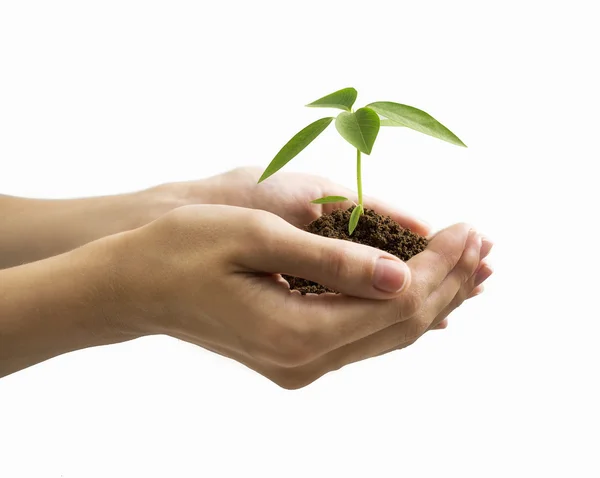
283,207 -> 429,294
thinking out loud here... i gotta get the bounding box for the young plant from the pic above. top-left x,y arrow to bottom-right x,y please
258,87 -> 466,234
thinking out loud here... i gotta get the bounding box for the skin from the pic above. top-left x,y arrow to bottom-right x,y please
0,167 -> 493,387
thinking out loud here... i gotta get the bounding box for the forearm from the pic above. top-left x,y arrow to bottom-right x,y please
0,237 -> 139,377
0,183 -> 188,269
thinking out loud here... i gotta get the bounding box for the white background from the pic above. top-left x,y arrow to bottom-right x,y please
1,1 -> 599,476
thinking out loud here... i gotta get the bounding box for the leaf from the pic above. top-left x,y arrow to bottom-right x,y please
348,204 -> 363,235
366,102 -> 466,147
311,195 -> 349,204
335,107 -> 380,155
380,118 -> 404,127
306,87 -> 358,112
258,117 -> 334,183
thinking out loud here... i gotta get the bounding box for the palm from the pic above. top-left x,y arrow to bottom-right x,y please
213,167 -> 429,235
248,170 -> 347,226
200,167 -> 488,331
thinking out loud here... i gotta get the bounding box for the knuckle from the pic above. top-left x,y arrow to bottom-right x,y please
455,222 -> 473,235
159,205 -> 194,229
405,318 -> 429,342
467,247 -> 481,275
321,243 -> 353,279
457,246 -> 481,283
450,222 -> 473,244
245,208 -> 272,231
396,289 -> 423,320
245,209 -> 286,242
433,245 -> 459,274
431,223 -> 471,269
151,205 -> 202,244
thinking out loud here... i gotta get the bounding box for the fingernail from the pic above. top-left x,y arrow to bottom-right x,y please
474,264 -> 493,287
373,258 -> 409,293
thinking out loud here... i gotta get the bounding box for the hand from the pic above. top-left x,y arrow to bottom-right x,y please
189,166 -> 493,329
194,166 -> 431,236
104,204 -> 488,389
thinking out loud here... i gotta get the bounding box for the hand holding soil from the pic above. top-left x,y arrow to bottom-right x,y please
1,90 -> 492,388
109,206 -> 490,388
0,168 -> 493,386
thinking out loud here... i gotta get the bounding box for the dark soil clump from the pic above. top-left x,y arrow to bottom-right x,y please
284,207 -> 429,294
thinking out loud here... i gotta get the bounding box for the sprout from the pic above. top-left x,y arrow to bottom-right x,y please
258,87 -> 466,234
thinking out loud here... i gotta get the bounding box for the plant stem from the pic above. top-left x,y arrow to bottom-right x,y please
356,148 -> 363,212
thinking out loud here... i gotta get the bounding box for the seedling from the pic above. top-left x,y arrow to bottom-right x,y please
258,87 -> 466,234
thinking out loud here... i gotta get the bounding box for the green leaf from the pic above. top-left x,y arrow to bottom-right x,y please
310,195 -> 349,204
258,117 -> 334,183
335,107 -> 380,155
366,102 -> 466,147
306,87 -> 358,112
380,118 -> 404,127
348,205 -> 363,235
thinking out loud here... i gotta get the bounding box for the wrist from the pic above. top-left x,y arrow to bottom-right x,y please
146,177 -> 219,212
161,167 -> 267,211
174,167 -> 261,209
55,240 -> 146,344
0,240 -> 141,376
131,182 -> 192,226
78,233 -> 162,341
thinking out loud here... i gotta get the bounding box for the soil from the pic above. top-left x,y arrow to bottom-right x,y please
284,207 -> 429,294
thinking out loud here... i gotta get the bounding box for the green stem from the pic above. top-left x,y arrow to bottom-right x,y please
356,148 -> 363,211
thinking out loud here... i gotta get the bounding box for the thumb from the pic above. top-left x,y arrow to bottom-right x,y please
240,218 -> 411,299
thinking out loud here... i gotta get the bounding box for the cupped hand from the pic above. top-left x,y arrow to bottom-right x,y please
104,204 -> 490,389
191,166 -> 492,329
196,166 -> 431,236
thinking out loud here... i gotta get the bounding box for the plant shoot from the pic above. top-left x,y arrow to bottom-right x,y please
258,87 -> 466,234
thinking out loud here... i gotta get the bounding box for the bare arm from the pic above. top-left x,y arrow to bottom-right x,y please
0,237 -> 136,377
0,185 -> 188,269
0,166 -> 432,270
0,205 -> 486,384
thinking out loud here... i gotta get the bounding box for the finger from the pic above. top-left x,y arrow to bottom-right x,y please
430,248 -> 492,328
297,228 -> 482,369
238,214 -> 411,299
468,284 -> 484,298
427,264 -> 480,331
474,262 -> 493,287
427,251 -> 494,330
220,234 -> 478,386
413,229 -> 482,333
430,236 -> 493,330
404,223 -> 476,309
261,236 -> 485,381
237,219 -> 477,367
302,222 -> 478,354
480,236 -> 494,261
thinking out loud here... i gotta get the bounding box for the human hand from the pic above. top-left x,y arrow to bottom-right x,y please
189,166 -> 493,329
193,166 -> 431,236
103,204 -> 488,388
